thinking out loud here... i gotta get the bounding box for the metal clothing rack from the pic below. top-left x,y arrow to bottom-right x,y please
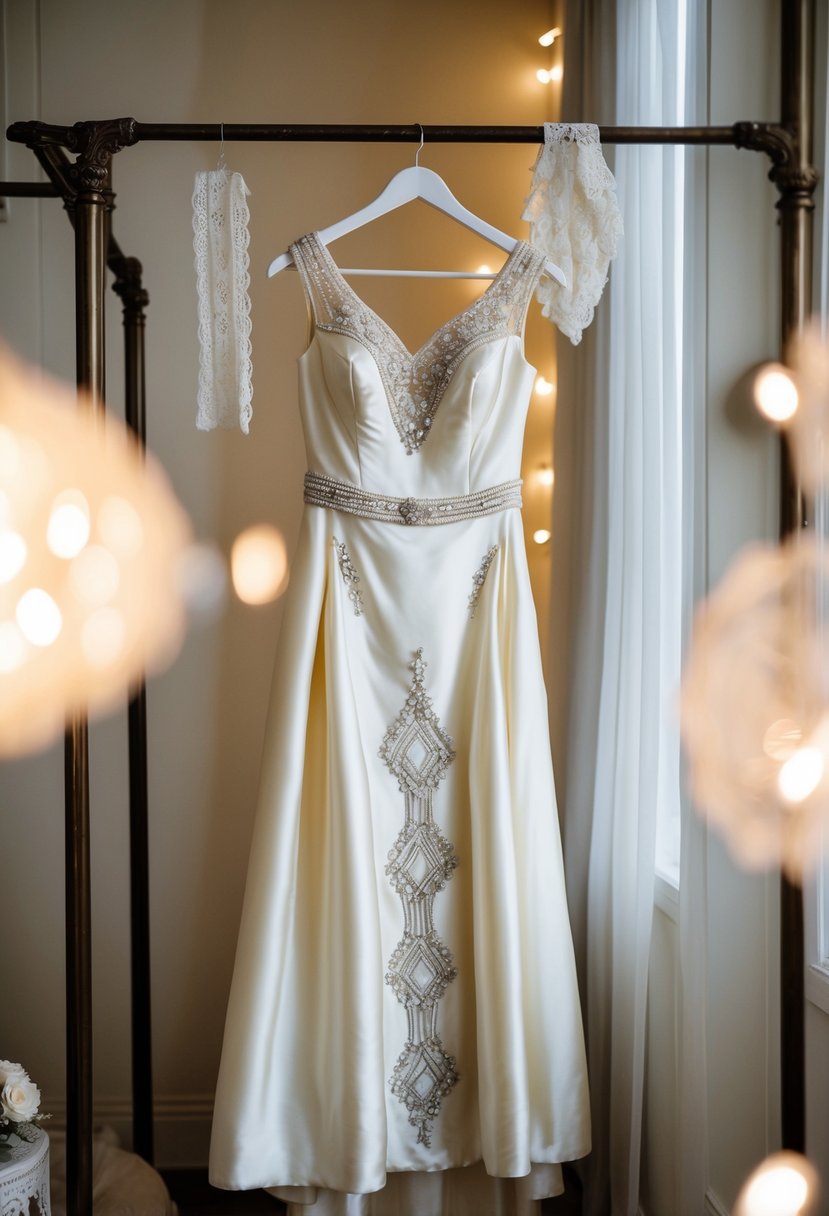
0,3 -> 817,1213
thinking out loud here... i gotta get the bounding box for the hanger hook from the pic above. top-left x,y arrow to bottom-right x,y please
415,123 -> 425,168
217,122 -> 226,170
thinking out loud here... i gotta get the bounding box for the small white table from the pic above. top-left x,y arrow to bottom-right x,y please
0,1128 -> 50,1216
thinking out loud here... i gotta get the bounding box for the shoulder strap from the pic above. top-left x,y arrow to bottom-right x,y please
289,232 -> 345,328
500,241 -> 547,335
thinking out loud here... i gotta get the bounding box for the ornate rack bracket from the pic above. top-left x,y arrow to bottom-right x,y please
733,120 -> 819,207
8,117 -> 138,195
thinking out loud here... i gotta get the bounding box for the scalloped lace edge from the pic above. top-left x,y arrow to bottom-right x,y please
522,122 -> 623,345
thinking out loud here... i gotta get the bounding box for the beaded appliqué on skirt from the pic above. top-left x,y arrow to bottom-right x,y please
380,649 -> 459,1145
332,537 -> 364,615
469,544 -> 498,617
290,232 -> 546,455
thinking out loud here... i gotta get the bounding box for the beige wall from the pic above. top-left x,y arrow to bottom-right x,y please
0,0 -> 560,1165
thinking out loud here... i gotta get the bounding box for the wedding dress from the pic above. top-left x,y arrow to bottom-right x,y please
208,231 -> 591,1214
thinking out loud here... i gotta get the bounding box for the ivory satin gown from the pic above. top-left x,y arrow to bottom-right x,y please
209,232 -> 591,1214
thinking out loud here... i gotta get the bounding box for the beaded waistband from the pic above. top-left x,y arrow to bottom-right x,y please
304,471 -> 523,526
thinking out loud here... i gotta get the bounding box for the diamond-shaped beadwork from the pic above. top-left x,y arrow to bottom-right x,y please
379,650 -> 455,797
385,931 -> 458,1008
390,1038 -> 459,1147
385,821 -> 458,901
380,650 -> 459,1145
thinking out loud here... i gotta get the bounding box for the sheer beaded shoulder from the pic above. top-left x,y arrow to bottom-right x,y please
290,232 -> 546,454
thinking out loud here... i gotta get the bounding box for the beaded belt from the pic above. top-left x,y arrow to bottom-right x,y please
304,471 -> 523,526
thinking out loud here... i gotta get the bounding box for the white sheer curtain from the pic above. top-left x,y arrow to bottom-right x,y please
551,2 -> 707,1212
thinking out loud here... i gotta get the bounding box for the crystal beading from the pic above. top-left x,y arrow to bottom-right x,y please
468,544 -> 498,617
380,650 -> 459,1145
290,231 -> 546,454
332,536 -> 364,615
305,472 -> 521,526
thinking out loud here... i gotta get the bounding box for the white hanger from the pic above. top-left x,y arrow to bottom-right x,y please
267,128 -> 566,287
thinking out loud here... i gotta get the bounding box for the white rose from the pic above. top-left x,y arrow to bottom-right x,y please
0,1061 -> 25,1087
1,1075 -> 41,1123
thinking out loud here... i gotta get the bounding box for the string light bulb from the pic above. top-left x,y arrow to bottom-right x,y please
537,466 -> 555,488
753,363 -> 799,423
538,27 -> 562,47
534,376 -> 555,397
533,529 -> 552,545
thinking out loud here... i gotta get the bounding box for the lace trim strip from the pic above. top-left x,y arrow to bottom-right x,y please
304,472 -> 522,526
193,168 -> 253,433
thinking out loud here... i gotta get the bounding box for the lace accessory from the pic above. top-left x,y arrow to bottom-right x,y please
0,1127 -> 51,1216
332,537 -> 364,615
291,232 -> 546,454
380,650 -> 459,1145
305,471 -> 522,526
193,168 -> 253,433
522,123 -> 623,345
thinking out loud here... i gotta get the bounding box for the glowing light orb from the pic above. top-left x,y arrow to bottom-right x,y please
16,588 -> 62,647
47,489 -> 90,558
0,344 -> 191,757
735,1152 -> 818,1216
778,747 -> 824,804
0,530 -> 27,583
753,364 -> 799,423
231,524 -> 289,605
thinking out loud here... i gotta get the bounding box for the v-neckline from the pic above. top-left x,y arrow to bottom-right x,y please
293,230 -> 540,454
307,230 -> 529,364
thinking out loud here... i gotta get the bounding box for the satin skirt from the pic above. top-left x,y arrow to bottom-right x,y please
209,505 -> 590,1212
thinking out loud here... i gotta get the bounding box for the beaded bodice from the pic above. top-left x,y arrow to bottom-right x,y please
290,232 -> 546,457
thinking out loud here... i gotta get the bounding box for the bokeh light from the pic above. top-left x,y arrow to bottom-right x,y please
47,489 -> 90,558
231,524 -> 289,606
753,363 -> 799,423
735,1152 -> 819,1216
0,344 -> 191,757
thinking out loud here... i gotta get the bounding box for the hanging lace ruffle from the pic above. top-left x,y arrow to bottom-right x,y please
522,123 -> 623,346
192,168 -> 253,433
